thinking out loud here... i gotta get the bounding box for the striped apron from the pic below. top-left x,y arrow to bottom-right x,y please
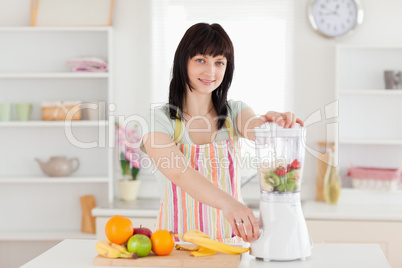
156,116 -> 243,243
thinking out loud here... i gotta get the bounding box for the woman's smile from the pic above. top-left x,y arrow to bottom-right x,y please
199,78 -> 216,86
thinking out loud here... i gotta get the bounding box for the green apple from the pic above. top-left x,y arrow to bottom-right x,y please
127,234 -> 152,257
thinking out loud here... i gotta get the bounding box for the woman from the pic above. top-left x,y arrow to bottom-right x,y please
142,23 -> 303,243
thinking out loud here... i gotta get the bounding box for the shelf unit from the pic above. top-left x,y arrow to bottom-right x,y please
0,72 -> 109,78
0,177 -> 109,183
335,45 -> 402,184
0,231 -> 96,241
0,26 -> 114,241
0,120 -> 108,127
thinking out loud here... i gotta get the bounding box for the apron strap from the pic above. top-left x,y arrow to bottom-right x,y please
224,117 -> 236,138
173,112 -> 236,143
174,111 -> 184,143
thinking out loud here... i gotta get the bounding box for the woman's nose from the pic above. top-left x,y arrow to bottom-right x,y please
203,63 -> 215,76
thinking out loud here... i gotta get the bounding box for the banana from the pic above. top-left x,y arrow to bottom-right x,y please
95,240 -> 137,259
175,230 -> 249,255
185,229 -> 211,238
110,243 -> 131,255
191,246 -> 216,257
175,244 -> 201,251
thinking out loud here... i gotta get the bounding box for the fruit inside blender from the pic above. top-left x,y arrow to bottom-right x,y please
258,159 -> 302,192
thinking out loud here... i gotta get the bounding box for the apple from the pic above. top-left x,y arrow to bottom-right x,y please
133,225 -> 153,238
127,234 -> 152,257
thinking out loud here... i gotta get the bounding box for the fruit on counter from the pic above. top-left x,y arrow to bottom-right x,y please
105,215 -> 133,244
264,172 -> 280,187
291,159 -> 301,169
190,246 -> 217,257
133,225 -> 153,238
176,242 -> 216,257
151,229 -> 175,256
275,166 -> 286,176
127,234 -> 152,257
175,229 -> 250,255
176,244 -> 201,251
95,240 -> 137,259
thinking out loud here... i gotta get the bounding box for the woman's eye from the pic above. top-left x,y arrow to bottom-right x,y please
216,62 -> 225,66
196,59 -> 205,63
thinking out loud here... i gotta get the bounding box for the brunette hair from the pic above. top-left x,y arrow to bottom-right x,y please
168,22 -> 234,129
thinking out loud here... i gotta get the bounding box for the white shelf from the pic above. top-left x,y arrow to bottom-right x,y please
340,139 -> 402,145
0,72 -> 109,79
0,231 -> 96,241
0,120 -> 108,128
0,26 -> 111,32
0,177 -> 109,183
339,90 -> 402,96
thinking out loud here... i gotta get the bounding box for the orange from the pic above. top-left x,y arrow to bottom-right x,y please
105,215 -> 133,244
150,229 -> 175,256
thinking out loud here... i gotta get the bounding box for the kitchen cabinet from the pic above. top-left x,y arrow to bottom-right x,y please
306,220 -> 402,268
0,26 -> 114,268
335,45 -> 402,185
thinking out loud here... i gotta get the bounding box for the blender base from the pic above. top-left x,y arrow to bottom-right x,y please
250,193 -> 312,261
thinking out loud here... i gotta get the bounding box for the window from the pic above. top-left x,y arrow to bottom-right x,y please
150,0 -> 294,165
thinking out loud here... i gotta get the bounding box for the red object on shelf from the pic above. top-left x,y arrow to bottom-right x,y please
348,167 -> 401,181
347,166 -> 401,191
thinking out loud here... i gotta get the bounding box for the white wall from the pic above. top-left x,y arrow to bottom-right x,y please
293,0 -> 402,198
2,0 -> 402,200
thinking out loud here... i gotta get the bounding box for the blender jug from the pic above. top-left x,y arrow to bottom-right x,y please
250,122 -> 312,261
255,122 -> 305,193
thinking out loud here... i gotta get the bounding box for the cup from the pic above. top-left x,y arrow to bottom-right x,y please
16,103 -> 32,121
0,103 -> 12,121
85,101 -> 106,120
384,70 -> 402,89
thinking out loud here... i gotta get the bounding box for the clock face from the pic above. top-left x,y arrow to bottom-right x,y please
311,0 -> 360,37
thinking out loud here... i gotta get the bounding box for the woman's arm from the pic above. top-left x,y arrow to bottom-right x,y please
236,108 -> 304,141
142,132 -> 259,242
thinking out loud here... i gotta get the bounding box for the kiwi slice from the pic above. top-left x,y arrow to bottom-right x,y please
264,172 -> 281,187
287,171 -> 296,180
285,183 -> 294,191
277,184 -> 286,192
286,179 -> 296,185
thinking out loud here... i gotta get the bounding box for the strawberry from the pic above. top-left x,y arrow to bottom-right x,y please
275,166 -> 286,176
287,164 -> 291,172
291,159 -> 301,169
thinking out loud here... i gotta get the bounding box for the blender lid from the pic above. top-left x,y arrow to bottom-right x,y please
254,122 -> 305,138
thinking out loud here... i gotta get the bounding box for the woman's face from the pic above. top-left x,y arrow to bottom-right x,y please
187,54 -> 227,95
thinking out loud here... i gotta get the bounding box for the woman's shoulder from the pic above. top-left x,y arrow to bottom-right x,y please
145,104 -> 175,135
227,99 -> 250,118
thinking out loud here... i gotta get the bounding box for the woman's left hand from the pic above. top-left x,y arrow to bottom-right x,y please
262,111 -> 304,128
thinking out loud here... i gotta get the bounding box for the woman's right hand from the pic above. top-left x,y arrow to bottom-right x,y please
222,199 -> 259,243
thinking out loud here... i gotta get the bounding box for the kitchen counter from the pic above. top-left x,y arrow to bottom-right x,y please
92,189 -> 402,221
303,188 -> 402,221
21,239 -> 390,268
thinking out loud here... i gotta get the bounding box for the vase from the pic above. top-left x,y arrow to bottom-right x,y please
118,176 -> 141,202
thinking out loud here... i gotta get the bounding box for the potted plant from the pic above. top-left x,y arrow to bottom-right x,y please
116,123 -> 145,201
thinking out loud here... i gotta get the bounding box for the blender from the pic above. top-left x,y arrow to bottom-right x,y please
250,122 -> 312,261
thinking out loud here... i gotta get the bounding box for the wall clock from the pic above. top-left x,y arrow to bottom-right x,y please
308,0 -> 364,38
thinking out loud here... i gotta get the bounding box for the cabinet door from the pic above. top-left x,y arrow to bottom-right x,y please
306,220 -> 402,268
